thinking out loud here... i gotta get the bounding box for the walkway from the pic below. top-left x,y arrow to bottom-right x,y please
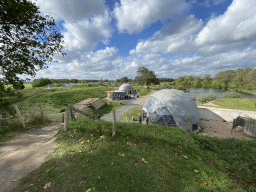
100,91 -> 155,123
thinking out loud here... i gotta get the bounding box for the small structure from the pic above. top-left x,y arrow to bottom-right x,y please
143,89 -> 201,133
76,98 -> 106,110
107,91 -> 127,100
119,83 -> 134,94
58,84 -> 76,88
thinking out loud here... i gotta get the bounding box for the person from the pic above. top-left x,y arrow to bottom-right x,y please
134,92 -> 136,98
138,115 -> 142,124
137,94 -> 139,98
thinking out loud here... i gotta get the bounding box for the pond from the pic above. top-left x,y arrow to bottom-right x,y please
187,87 -> 256,104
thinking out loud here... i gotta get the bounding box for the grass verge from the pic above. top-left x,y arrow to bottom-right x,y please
121,108 -> 143,121
197,98 -> 256,112
133,86 -> 151,96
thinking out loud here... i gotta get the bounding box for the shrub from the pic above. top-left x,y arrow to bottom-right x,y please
198,93 -> 216,104
177,85 -> 184,90
192,96 -> 197,101
221,90 -> 241,98
32,78 -> 51,87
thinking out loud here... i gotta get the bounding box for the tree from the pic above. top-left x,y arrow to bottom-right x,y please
32,78 -> 51,87
70,79 -> 79,83
120,76 -> 128,84
214,70 -> 236,89
187,75 -> 194,87
201,74 -> 212,88
175,76 -> 185,85
193,76 -> 202,88
134,67 -> 159,86
0,0 -> 66,115
99,78 -> 103,86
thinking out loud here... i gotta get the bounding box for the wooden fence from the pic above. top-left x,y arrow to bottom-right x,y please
64,105 -> 191,148
64,104 -> 100,132
12,104 -> 45,129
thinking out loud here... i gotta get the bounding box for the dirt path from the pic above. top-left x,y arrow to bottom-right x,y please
198,119 -> 256,140
0,122 -> 63,192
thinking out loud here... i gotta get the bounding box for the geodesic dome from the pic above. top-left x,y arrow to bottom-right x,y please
119,83 -> 134,94
143,89 -> 201,133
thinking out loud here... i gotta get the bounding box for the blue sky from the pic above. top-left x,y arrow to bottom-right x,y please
25,0 -> 255,80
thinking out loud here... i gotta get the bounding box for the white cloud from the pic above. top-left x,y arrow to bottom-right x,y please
91,47 -> 119,63
36,0 -> 106,23
62,10 -> 113,51
34,0 -> 113,52
113,0 -> 191,34
195,0 -> 256,46
130,15 -> 203,55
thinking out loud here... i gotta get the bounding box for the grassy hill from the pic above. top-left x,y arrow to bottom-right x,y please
12,115 -> 256,192
2,84 -> 256,191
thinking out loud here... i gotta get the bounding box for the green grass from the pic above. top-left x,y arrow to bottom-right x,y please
11,116 -> 256,192
133,86 -> 151,96
197,98 -> 256,112
4,83 -> 33,89
121,107 -> 143,121
6,85 -> 115,114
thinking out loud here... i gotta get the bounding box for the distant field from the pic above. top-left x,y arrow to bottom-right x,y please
4,83 -> 32,89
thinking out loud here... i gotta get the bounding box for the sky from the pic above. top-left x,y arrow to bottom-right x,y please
12,0 -> 256,80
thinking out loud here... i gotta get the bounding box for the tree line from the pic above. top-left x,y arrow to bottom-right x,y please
31,67 -> 256,91
174,67 -> 256,90
31,78 -> 113,87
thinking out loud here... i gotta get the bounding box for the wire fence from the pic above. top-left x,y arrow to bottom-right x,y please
232,116 -> 256,137
0,104 -> 65,128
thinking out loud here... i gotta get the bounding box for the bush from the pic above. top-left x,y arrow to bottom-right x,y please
198,93 -> 216,104
192,96 -> 197,101
0,98 -> 15,118
221,91 -> 241,98
32,78 -> 51,87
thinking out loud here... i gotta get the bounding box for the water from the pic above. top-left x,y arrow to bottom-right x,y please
187,87 -> 256,104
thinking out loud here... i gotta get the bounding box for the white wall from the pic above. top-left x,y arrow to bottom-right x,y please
198,106 -> 256,122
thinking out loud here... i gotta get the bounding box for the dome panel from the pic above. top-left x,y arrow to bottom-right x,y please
143,89 -> 201,133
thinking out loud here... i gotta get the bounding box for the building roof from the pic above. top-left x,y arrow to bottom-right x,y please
119,83 -> 134,93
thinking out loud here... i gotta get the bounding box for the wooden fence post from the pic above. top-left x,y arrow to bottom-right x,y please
64,105 -> 69,132
112,109 -> 116,137
185,118 -> 191,148
69,104 -> 76,121
14,105 -> 25,128
39,105 -> 45,123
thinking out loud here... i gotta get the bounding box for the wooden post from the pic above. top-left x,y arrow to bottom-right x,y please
39,105 -> 45,123
185,118 -> 191,148
112,109 -> 116,137
64,105 -> 69,132
69,104 -> 76,121
14,105 -> 25,128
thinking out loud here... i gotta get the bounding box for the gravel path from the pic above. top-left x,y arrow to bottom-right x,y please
101,91 -> 155,122
0,122 -> 63,192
